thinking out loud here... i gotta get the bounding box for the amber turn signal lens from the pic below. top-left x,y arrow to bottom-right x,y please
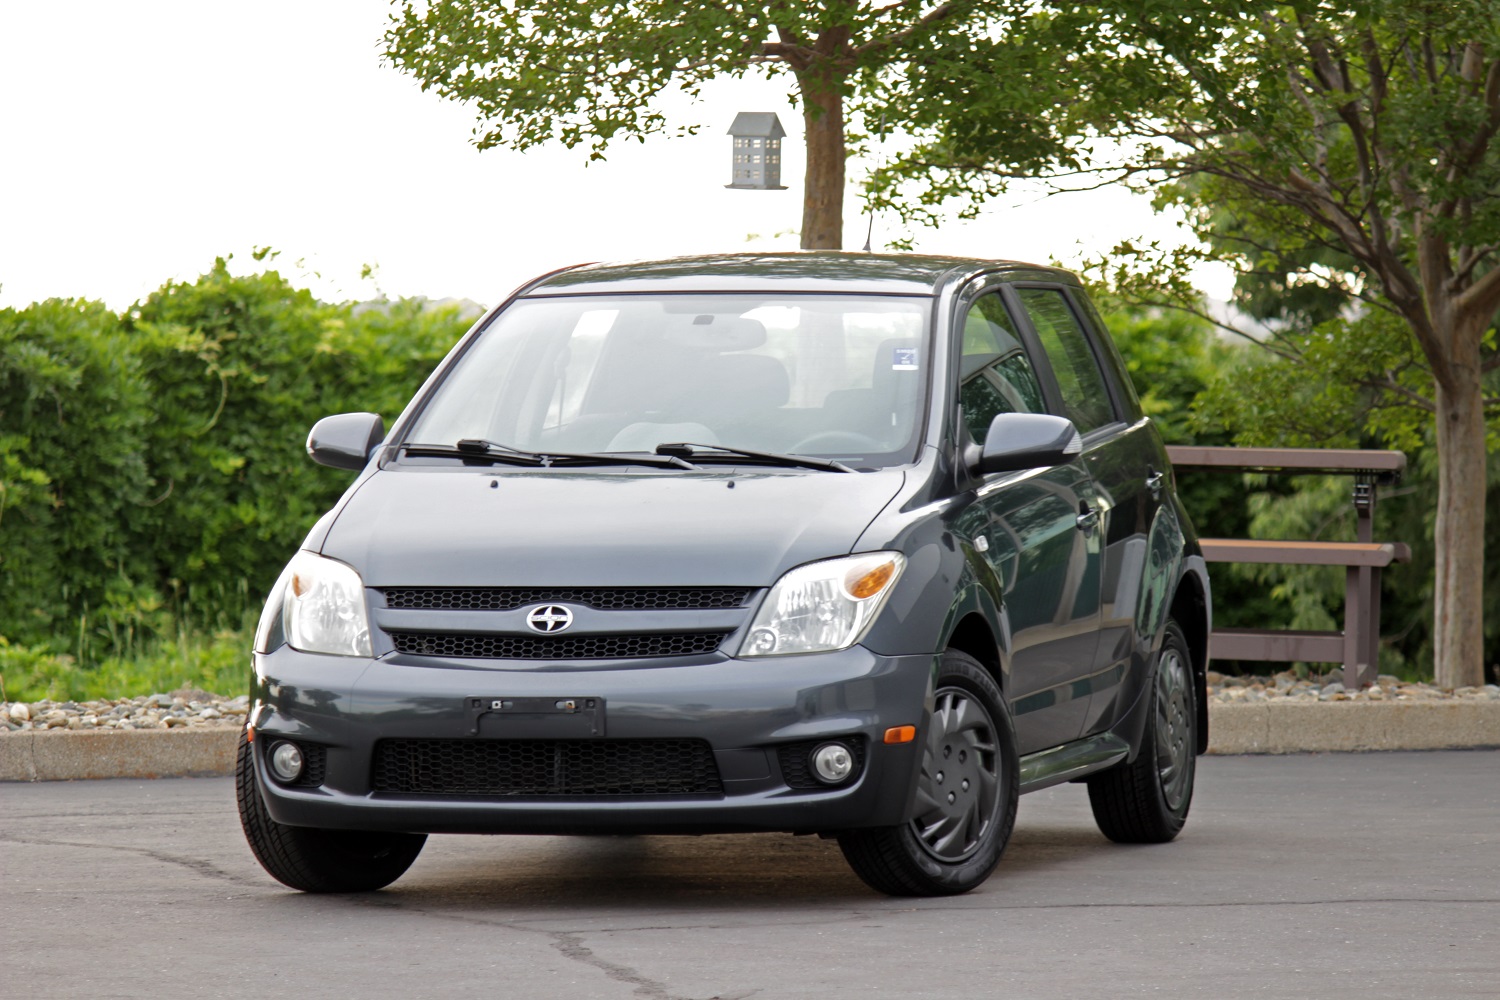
846,560 -> 896,600
884,725 -> 916,744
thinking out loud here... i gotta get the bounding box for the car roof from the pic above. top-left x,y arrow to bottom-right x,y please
520,252 -> 1077,297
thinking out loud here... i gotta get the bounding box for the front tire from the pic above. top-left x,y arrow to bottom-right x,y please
1087,618 -> 1197,843
236,733 -> 426,892
838,650 -> 1019,896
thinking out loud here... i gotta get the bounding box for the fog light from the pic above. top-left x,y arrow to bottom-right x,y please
811,742 -> 854,784
270,741 -> 305,782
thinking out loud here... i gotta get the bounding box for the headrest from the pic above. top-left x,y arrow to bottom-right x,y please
664,316 -> 767,352
694,353 -> 790,407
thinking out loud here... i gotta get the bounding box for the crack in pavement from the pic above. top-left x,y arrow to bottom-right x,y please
547,930 -> 759,1000
0,833 -> 263,889
336,895 -> 765,999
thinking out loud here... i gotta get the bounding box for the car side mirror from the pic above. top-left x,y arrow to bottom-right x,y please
977,413 -> 1082,474
307,412 -> 385,471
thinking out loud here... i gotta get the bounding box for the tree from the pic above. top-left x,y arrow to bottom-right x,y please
381,1 -> 1036,250
879,2 -> 1500,687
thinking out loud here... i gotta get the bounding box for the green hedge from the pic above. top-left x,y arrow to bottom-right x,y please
0,259 -> 473,668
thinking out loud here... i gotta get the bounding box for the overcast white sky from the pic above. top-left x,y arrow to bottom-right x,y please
0,1 -> 1227,312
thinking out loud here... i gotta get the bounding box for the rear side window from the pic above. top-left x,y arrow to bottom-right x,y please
958,293 -> 1046,448
1017,288 -> 1116,433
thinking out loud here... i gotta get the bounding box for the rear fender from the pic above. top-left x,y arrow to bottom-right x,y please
1106,499 -> 1190,762
1136,499 -> 1186,654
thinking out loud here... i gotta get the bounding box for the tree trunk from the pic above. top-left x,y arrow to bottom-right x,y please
798,72 -> 845,250
1431,364 -> 1487,688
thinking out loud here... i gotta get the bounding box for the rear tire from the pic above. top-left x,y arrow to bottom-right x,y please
1087,618 -> 1196,843
838,650 -> 1018,896
236,733 -> 425,892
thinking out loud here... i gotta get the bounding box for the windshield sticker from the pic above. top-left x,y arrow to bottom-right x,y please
892,347 -> 918,370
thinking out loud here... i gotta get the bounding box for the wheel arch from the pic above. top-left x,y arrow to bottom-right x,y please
945,612 -> 1005,692
1170,559 -> 1212,754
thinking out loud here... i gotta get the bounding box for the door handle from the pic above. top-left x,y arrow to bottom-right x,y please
1146,468 -> 1165,501
1076,504 -> 1100,532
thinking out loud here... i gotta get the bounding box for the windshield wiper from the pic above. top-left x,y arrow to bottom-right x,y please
403,439 -> 696,470
654,442 -> 854,473
402,441 -> 545,466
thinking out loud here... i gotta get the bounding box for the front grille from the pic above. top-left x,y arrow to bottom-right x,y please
371,738 -> 723,796
381,587 -> 753,611
389,630 -> 727,660
777,736 -> 868,789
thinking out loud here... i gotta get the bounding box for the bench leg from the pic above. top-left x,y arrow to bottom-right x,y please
1342,564 -> 1381,689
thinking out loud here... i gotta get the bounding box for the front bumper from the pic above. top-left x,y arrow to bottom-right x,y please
249,644 -> 937,835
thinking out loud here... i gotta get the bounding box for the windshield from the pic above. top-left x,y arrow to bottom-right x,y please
404,293 -> 932,467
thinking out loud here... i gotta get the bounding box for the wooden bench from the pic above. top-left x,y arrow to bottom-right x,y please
1165,447 -> 1409,690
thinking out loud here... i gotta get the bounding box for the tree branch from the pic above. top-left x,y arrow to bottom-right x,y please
1455,257 -> 1500,319
1450,244 -> 1497,290
1115,296 -> 1305,362
853,2 -> 962,59
1356,375 -> 1436,412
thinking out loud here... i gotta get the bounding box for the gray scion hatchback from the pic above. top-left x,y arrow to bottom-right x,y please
237,252 -> 1212,897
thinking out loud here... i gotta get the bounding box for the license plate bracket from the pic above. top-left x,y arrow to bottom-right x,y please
466,696 -> 605,738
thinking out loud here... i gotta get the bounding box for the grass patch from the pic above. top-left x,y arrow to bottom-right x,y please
0,629 -> 251,704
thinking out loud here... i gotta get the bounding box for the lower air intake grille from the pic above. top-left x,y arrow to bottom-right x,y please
296,743 -> 328,787
388,630 -> 726,660
372,738 -> 723,796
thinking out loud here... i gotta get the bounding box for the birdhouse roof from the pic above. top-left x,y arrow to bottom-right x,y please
726,112 -> 787,138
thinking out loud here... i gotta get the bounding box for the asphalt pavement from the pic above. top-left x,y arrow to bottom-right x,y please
4,751 -> 1498,999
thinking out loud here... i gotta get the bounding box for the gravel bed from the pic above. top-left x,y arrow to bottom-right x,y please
1208,670 -> 1500,703
4,673 -> 1498,733
2,690 -> 249,732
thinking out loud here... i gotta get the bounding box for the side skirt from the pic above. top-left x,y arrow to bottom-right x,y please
1018,732 -> 1129,794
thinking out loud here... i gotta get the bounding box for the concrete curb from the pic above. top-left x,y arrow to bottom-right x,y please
4,701 -> 1499,781
0,728 -> 239,782
1205,700 -> 1500,754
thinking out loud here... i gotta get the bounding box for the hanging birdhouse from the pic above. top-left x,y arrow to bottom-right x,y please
726,112 -> 788,190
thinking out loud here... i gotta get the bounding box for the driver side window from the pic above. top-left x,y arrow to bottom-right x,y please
959,293 -> 1045,448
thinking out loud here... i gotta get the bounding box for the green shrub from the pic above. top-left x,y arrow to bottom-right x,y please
0,299 -> 158,653
0,258 -> 473,674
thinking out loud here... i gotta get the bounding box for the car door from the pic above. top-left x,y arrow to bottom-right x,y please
1010,284 -> 1159,738
956,287 -> 1103,756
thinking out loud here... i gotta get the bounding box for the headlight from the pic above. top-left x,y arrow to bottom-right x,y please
280,551 -> 372,657
738,552 -> 906,657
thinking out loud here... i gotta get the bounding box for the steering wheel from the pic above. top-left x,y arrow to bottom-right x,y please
789,431 -> 882,455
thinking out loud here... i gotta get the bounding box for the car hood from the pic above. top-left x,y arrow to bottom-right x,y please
319,467 -> 907,587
